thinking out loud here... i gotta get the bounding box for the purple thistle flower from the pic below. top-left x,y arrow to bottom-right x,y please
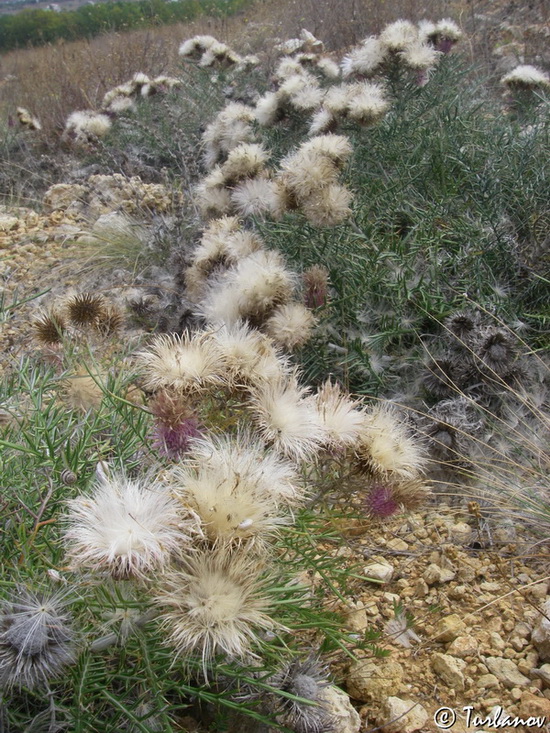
152,416 -> 202,460
365,483 -> 399,519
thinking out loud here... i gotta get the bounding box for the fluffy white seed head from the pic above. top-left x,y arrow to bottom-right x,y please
264,302 -> 316,349
290,83 -> 325,112
104,95 -> 136,115
248,374 -> 325,461
132,72 -> 150,87
64,472 -> 191,579
314,380 -> 367,449
196,181 -> 232,219
256,91 -> 283,126
417,20 -> 437,44
300,134 -> 353,165
64,110 -> 112,143
186,225 -> 264,300
138,332 -> 226,393
156,547 -> 274,667
379,20 -> 419,51
399,42 -> 441,70
341,37 -> 386,78
324,85 -> 353,114
300,183 -> 353,227
434,19 -> 463,42
501,65 -> 550,90
210,322 -> 290,387
200,250 -> 297,327
220,143 -> 269,184
279,151 -> 339,200
356,405 -> 425,480
178,35 -> 217,57
168,433 -> 302,544
346,82 -> 390,124
16,107 -> 42,130
309,108 -> 338,135
235,54 -> 260,71
275,57 -> 307,81
316,57 -> 341,79
231,176 -> 285,219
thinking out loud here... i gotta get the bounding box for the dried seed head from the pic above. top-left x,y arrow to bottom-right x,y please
94,304 -> 124,336
33,311 -> 66,345
66,293 -> 106,328
474,327 -> 517,375
422,355 -> 461,398
355,405 -> 425,480
0,587 -> 75,689
150,393 -> 203,460
303,265 -> 330,309
156,547 -> 274,668
269,656 -> 334,733
64,471 -> 194,579
444,311 -> 480,343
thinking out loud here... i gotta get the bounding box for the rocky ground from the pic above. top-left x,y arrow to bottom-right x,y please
2,184 -> 550,732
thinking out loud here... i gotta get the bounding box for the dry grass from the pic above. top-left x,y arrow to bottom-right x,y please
0,10 -> 266,134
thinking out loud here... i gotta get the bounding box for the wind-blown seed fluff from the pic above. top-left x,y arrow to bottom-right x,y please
265,303 -> 316,349
202,103 -> 256,168
300,183 -> 353,227
156,547 -> 274,666
186,219 -> 264,299
345,82 -> 390,125
309,108 -> 337,135
355,405 -> 425,480
138,332 -> 226,393
63,110 -> 112,143
275,58 -> 306,81
231,177 -> 284,219
178,35 -> 217,58
316,57 -> 341,79
0,588 -> 75,689
168,434 -> 302,544
211,323 -> 290,386
433,19 -> 463,44
341,37 -> 386,78
255,92 -> 283,126
64,472 -> 191,579
248,374 -> 325,461
16,107 -> 41,131
399,43 -> 441,71
220,143 -> 269,184
313,380 -> 367,449
501,65 -> 550,91
200,250 -> 297,327
300,134 -> 353,165
379,20 -> 419,51
279,151 -> 339,200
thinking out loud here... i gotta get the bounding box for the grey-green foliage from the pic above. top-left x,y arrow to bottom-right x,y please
257,56 -> 549,396
0,354 -> 372,732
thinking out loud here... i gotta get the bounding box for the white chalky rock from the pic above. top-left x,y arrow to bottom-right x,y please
380,696 -> 428,733
319,685 -> 361,733
485,656 -> 530,689
364,561 -> 394,583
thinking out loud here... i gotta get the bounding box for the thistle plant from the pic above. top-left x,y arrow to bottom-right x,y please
4,13 -> 548,731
